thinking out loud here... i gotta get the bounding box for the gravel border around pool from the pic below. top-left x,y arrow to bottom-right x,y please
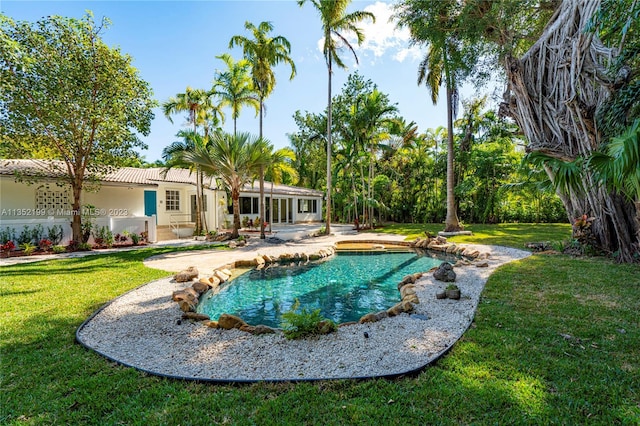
76,243 -> 530,382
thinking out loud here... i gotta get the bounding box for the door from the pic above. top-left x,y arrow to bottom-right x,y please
273,198 -> 280,224
280,199 -> 287,223
144,190 -> 157,221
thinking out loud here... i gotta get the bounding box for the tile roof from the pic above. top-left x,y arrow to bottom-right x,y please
0,159 -> 217,188
0,159 -> 322,196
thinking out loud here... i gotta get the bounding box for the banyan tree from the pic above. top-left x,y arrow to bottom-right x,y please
396,0 -> 639,262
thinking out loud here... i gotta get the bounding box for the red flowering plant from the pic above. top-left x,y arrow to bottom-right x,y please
39,238 -> 53,252
2,240 -> 16,253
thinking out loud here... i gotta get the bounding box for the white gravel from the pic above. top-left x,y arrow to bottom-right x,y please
76,244 -> 530,382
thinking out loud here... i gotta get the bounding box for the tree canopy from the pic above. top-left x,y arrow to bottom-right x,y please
0,12 -> 156,244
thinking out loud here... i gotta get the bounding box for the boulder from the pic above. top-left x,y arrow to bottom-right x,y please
475,261 -> 489,268
192,281 -> 210,295
228,241 -> 238,249
209,276 -> 221,289
181,312 -> 210,321
254,256 -> 266,266
252,324 -> 277,335
178,299 -> 197,313
235,259 -> 257,267
309,253 -> 321,261
359,313 -> 378,324
236,240 -> 247,247
205,320 -> 219,328
213,270 -> 230,283
239,324 -> 256,334
374,310 -> 389,321
173,266 -> 199,282
387,301 -> 414,317
221,268 -> 232,276
217,313 -> 247,330
279,253 -> 293,261
172,287 -> 199,302
433,262 -> 456,282
400,284 -> 416,298
402,293 -> 420,304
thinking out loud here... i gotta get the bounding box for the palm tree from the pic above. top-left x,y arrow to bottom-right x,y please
229,21 -> 296,239
183,131 -> 270,239
264,147 -> 298,233
417,41 -> 463,232
162,87 -> 223,234
297,0 -> 374,234
212,53 -> 260,136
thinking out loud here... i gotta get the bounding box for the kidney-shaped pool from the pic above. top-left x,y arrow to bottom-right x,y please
197,250 -> 449,327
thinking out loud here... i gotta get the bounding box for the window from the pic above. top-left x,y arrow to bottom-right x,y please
166,190 -> 180,211
229,196 -> 259,214
298,198 -> 318,214
36,185 -> 70,211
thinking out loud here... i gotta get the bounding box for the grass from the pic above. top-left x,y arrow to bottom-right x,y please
374,222 -> 573,248
1,225 -> 639,425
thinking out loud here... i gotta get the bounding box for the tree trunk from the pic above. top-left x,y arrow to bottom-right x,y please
500,0 -> 639,261
71,182 -> 83,245
231,187 -> 240,239
259,97 -> 266,239
325,54 -> 332,235
195,167 -> 203,234
444,84 -> 462,232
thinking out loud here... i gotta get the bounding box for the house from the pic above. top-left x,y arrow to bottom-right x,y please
0,159 -> 323,243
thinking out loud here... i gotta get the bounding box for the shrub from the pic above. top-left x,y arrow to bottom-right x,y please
39,238 -> 53,251
19,242 -> 36,255
52,245 -> 66,254
2,240 -> 16,253
31,224 -> 44,245
17,226 -> 32,245
47,225 -> 64,245
78,242 -> 92,251
281,299 -> 337,339
242,216 -> 250,229
0,227 -> 16,245
130,232 -> 140,245
92,225 -> 114,248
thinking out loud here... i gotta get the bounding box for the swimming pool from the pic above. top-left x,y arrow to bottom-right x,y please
197,251 -> 447,328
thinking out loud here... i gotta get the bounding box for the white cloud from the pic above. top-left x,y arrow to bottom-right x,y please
353,1 -> 421,63
313,1 -> 422,64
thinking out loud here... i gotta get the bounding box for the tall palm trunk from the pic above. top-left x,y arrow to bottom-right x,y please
444,83 -> 462,232
325,54 -> 333,235
259,96 -> 266,239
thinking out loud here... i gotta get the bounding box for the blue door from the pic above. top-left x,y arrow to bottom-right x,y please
144,190 -> 157,220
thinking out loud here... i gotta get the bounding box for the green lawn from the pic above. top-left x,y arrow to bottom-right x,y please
374,222 -> 573,247
1,225 -> 638,425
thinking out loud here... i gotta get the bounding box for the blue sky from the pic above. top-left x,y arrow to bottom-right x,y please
1,0 -> 497,163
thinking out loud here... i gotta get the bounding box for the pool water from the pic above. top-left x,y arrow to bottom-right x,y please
197,251 -> 446,328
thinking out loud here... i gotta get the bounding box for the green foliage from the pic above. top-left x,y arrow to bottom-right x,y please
0,13 -> 156,244
78,242 -> 93,251
52,245 -> 66,254
92,225 -> 114,248
17,226 -> 32,245
46,224 -> 64,246
18,242 -> 36,255
1,227 -> 16,244
281,299 -> 337,339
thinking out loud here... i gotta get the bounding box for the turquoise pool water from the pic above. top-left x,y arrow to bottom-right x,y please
197,251 -> 447,328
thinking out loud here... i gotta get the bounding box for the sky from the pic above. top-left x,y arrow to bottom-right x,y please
1,0 -> 500,163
